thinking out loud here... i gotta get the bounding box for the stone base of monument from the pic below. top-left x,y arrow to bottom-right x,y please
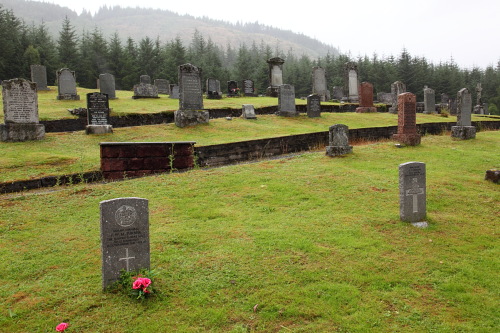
276,110 -> 299,117
57,94 -> 80,100
266,86 -> 279,97
392,133 -> 421,146
132,95 -> 160,99
0,123 -> 45,142
451,126 -> 476,140
355,107 -> 377,113
326,145 -> 353,157
85,125 -> 113,135
485,169 -> 499,183
174,110 -> 210,128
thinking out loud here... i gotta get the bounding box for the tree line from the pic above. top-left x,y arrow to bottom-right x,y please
1,6 -> 499,114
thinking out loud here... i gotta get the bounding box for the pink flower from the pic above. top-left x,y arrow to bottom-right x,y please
132,277 -> 152,291
56,322 -> 69,332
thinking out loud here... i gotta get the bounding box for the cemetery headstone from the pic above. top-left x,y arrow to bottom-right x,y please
312,67 -> 330,101
448,98 -> 457,115
451,88 -> 476,139
326,124 -> 353,157
307,94 -> 321,118
56,68 -> 80,100
174,63 -> 209,127
266,57 -> 285,97
344,62 -> 359,102
243,79 -> 255,97
169,85 -> 180,99
377,92 -> 393,105
440,93 -> 449,105
392,92 -> 421,146
473,82 -> 485,114
1,78 -> 45,141
355,82 -> 377,113
133,75 -> 159,99
423,86 -> 436,114
332,86 -> 344,101
30,65 -> 50,91
154,79 -> 170,95
100,197 -> 150,290
227,80 -> 238,97
140,75 -> 151,84
389,81 -> 406,113
399,162 -> 426,223
86,92 -> 113,134
242,104 -> 257,119
99,73 -> 117,99
206,78 -> 222,99
277,84 -> 298,117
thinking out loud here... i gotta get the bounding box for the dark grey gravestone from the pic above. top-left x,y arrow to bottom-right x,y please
389,81 -> 406,114
242,104 -> 257,119
278,84 -> 298,117
312,67 -> 330,101
30,65 -> 49,91
206,78 -> 222,99
326,124 -> 353,157
307,94 -> 321,118
227,80 -> 238,96
56,68 -> 80,100
440,93 -> 449,104
175,63 -> 209,127
243,79 -> 255,97
451,88 -> 475,139
1,78 -> 45,142
332,86 -> 344,101
377,92 -> 393,105
154,79 -> 170,95
423,86 -> 436,114
169,85 -> 179,99
399,162 -> 426,223
100,197 -> 150,290
99,73 -> 116,99
140,75 -> 151,84
86,92 -> 112,134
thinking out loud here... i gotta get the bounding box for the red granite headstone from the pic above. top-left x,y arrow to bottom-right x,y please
392,93 -> 421,146
355,82 -> 377,113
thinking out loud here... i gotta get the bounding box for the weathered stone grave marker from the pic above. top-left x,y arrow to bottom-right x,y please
399,162 -> 426,223
227,80 -> 238,96
423,86 -> 436,114
266,57 -> 285,97
392,92 -> 421,146
100,197 -> 150,290
30,65 -> 50,91
332,86 -> 344,101
242,104 -> 257,119
344,62 -> 359,102
389,81 -> 406,114
206,78 -> 222,99
56,68 -> 80,100
356,82 -> 377,113
169,85 -> 179,99
451,88 -> 476,139
307,94 -> 321,118
99,73 -> 116,99
1,78 -> 45,142
312,67 -> 330,101
174,63 -> 209,127
133,75 -> 158,99
326,124 -> 353,157
277,84 -> 298,117
154,79 -> 170,95
86,92 -> 113,134
243,79 -> 255,97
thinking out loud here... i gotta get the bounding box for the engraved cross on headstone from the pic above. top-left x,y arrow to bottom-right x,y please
405,178 -> 424,213
118,248 -> 135,271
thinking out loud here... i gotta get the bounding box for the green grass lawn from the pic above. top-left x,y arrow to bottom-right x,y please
1,132 -> 499,332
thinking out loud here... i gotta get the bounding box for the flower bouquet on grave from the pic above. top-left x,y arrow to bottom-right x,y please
107,269 -> 157,301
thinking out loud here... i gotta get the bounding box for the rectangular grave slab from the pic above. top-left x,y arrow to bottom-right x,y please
100,197 -> 150,290
399,162 -> 426,222
307,94 -> 321,118
278,84 -> 298,117
30,65 -> 50,91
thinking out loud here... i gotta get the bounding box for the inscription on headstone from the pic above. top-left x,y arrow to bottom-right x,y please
99,73 -> 116,99
179,64 -> 203,110
100,197 -> 150,290
87,93 -> 110,125
307,94 -> 321,118
399,162 -> 426,223
243,79 -> 255,96
30,65 -> 49,91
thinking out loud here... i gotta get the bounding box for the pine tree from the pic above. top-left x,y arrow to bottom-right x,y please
57,16 -> 79,70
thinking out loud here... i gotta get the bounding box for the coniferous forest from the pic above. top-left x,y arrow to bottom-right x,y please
1,5 -> 499,114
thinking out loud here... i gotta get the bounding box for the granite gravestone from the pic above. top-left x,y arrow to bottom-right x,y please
326,124 -> 353,157
1,78 -> 45,141
392,92 -> 421,146
140,75 -> 151,84
133,75 -> 159,99
344,62 -> 359,102
277,84 -> 298,117
227,80 -> 238,97
99,73 -> 117,99
154,79 -> 170,95
423,86 -> 436,114
399,162 -> 426,223
266,57 -> 285,97
451,88 -> 476,140
56,68 -> 80,100
174,63 -> 209,127
312,67 -> 330,101
86,92 -> 113,134
307,94 -> 321,118
389,81 -> 406,114
100,197 -> 150,290
243,79 -> 255,97
169,85 -> 180,99
440,93 -> 449,105
377,92 -> 393,105
355,82 -> 377,113
30,65 -> 50,91
206,78 -> 222,99
242,104 -> 257,119
332,86 -> 344,101
473,83 -> 485,114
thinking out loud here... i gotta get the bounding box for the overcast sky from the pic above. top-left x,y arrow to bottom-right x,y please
38,0 -> 499,69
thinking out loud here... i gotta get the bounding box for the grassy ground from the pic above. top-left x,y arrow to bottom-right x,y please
0,131 -> 499,332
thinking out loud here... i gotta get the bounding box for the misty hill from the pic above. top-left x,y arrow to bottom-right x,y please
0,0 -> 339,59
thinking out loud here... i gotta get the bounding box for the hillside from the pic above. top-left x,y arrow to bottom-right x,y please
0,0 -> 339,59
